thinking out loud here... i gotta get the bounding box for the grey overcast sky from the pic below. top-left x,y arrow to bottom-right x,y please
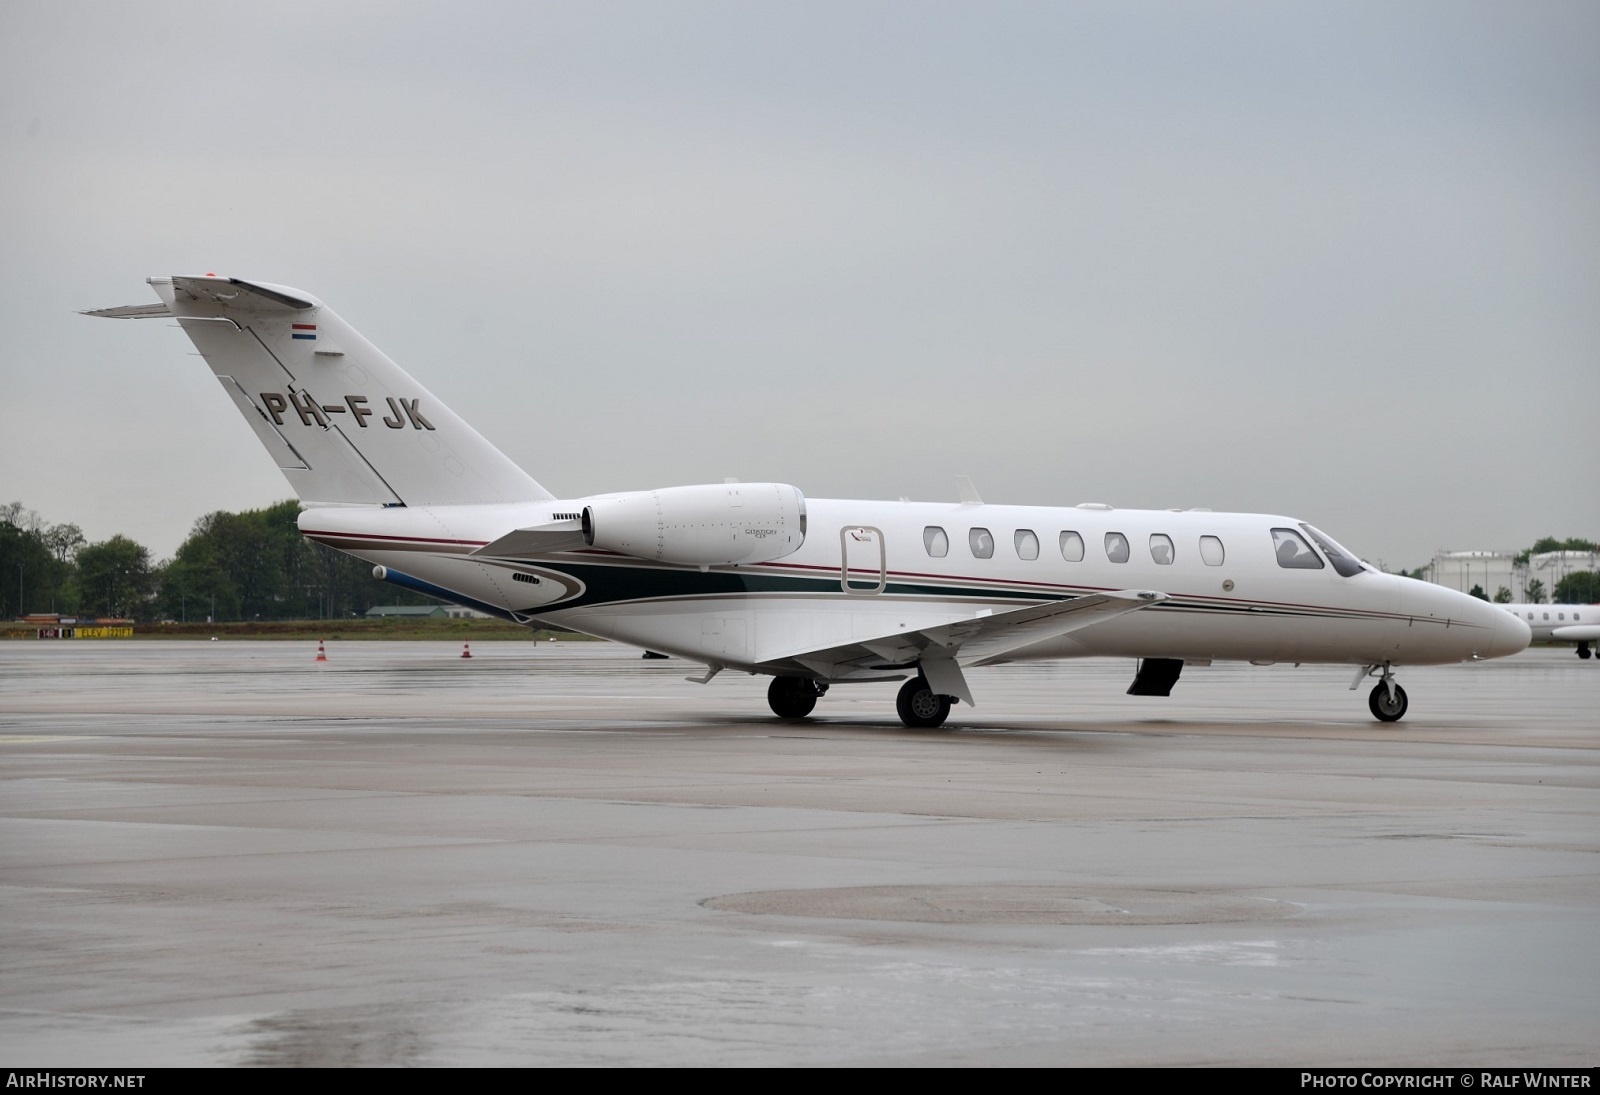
2,1 -> 1596,570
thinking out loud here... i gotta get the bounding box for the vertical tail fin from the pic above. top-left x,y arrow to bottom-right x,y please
114,275 -> 552,506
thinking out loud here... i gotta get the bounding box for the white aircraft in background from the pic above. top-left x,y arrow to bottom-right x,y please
1498,604 -> 1599,660
88,276 -> 1530,726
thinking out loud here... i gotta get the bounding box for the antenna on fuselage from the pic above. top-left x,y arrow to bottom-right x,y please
955,475 -> 983,506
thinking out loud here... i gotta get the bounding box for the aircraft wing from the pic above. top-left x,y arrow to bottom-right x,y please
756,589 -> 1167,705
472,520 -> 587,558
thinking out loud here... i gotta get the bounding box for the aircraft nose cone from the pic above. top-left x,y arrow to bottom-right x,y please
1487,607 -> 1533,658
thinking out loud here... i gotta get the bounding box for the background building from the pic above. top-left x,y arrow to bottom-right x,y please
1527,550 -> 1600,602
1423,551 -> 1523,601
1423,548 -> 1600,603
365,605 -> 489,620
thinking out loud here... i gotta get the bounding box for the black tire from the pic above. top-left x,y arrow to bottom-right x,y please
896,677 -> 952,728
1368,682 -> 1408,723
767,676 -> 819,719
1576,643 -> 1591,660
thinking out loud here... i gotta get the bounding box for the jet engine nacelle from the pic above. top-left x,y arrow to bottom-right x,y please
581,483 -> 807,567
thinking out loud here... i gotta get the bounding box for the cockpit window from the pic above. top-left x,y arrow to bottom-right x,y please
1299,523 -> 1366,578
1271,528 -> 1324,570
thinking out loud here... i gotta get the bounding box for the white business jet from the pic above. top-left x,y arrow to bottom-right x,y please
87,276 -> 1530,726
1498,604 -> 1599,660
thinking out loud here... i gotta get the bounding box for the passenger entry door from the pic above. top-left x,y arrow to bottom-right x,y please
840,526 -> 886,595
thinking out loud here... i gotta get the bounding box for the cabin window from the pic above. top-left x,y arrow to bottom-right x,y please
1199,535 -> 1225,566
1060,531 -> 1084,562
1105,532 -> 1130,564
969,527 -> 994,559
923,526 -> 949,558
1149,534 -> 1174,565
1015,529 -> 1039,561
1272,528 -> 1324,570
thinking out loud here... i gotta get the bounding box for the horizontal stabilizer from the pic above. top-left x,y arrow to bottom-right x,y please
81,302 -> 171,319
169,275 -> 315,312
473,521 -> 587,558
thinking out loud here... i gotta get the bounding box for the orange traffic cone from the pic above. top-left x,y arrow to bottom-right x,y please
315,639 -> 328,662
460,642 -> 473,659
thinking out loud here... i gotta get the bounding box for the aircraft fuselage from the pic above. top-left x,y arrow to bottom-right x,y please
300,498 -> 1526,673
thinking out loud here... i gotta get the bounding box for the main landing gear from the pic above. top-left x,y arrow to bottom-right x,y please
1354,662 -> 1409,723
1578,641 -> 1592,660
767,676 -> 827,720
766,674 -> 957,728
896,675 -> 953,729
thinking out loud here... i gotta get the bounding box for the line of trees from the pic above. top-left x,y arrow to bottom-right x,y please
7,499 -> 1596,621
1520,537 -> 1598,604
1475,572 -> 1600,604
2,500 -> 431,622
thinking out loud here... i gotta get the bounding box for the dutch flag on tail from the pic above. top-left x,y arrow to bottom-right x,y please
291,323 -> 317,340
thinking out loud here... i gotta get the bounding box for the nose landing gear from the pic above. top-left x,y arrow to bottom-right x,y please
1368,680 -> 1409,722
1353,662 -> 1409,723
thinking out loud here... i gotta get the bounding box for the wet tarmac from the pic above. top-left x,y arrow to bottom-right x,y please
1,640 -> 1595,1066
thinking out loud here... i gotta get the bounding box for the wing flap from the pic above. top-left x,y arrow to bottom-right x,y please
756,589 -> 1167,679
958,590 -> 1166,665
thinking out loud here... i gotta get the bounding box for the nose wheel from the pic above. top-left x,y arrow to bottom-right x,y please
1353,662 -> 1409,723
1368,681 -> 1409,722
